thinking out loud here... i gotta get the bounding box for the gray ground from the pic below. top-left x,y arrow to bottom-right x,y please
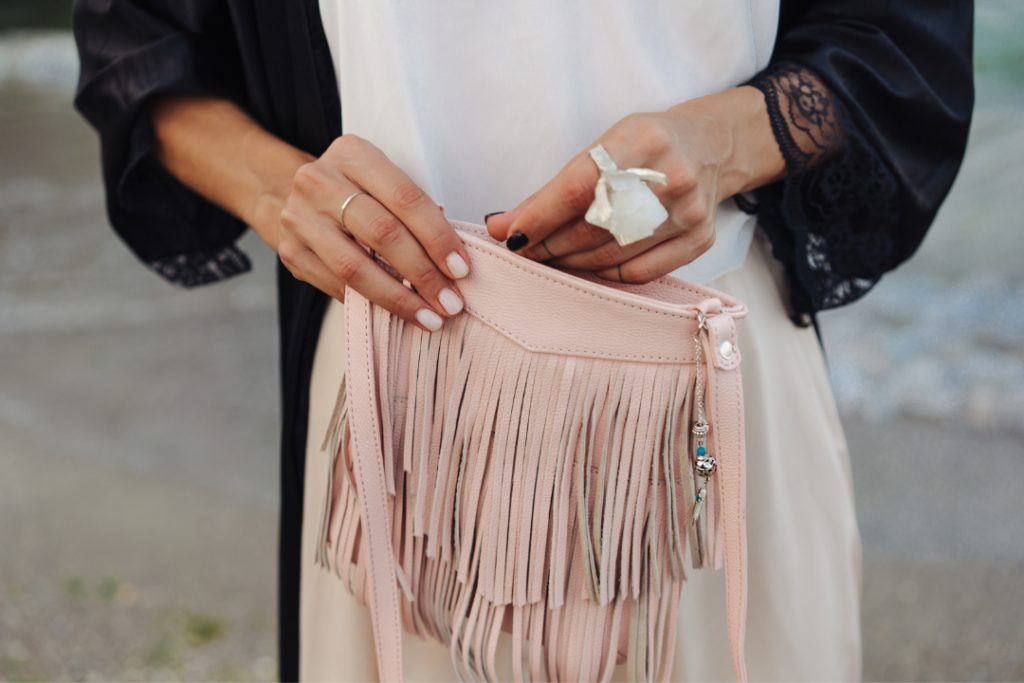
2,19 -> 1023,683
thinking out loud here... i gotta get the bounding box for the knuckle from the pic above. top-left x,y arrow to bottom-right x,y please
523,246 -> 544,261
292,162 -> 321,191
390,290 -> 419,317
332,251 -> 363,283
279,205 -> 299,233
333,133 -> 366,155
328,281 -> 347,301
563,177 -> 595,212
698,227 -> 716,253
685,227 -> 716,260
592,242 -> 623,268
414,265 -> 443,289
391,182 -> 428,212
417,223 -> 454,254
680,197 -> 709,226
366,213 -> 405,248
665,164 -> 697,194
624,262 -> 656,284
277,239 -> 300,268
632,117 -> 673,156
575,222 -> 610,248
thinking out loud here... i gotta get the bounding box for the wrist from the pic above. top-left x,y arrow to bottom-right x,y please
241,127 -> 314,251
151,94 -> 314,253
668,85 -> 785,202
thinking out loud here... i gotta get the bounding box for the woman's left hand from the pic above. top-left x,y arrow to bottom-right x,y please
485,86 -> 785,283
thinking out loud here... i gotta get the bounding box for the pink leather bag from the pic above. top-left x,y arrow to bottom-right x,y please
316,221 -> 748,682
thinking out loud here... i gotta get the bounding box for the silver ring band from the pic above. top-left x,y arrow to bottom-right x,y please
339,191 -> 364,233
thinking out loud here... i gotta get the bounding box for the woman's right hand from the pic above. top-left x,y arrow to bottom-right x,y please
277,134 -> 471,332
151,97 -> 466,331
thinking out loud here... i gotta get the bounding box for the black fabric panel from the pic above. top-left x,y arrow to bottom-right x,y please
237,1 -> 338,679
275,268 -> 329,683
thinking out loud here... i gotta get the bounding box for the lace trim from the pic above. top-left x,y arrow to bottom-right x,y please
148,244 -> 252,287
741,62 -> 902,325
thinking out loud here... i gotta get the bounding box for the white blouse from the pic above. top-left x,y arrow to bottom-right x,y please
318,0 -> 779,284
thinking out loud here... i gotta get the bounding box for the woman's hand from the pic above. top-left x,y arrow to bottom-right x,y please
278,135 -> 471,331
152,95 -> 470,332
485,86 -> 784,283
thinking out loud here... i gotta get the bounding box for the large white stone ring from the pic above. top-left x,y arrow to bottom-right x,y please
339,190 -> 365,234
584,144 -> 669,246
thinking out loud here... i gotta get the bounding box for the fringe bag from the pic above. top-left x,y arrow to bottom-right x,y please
316,221 -> 748,682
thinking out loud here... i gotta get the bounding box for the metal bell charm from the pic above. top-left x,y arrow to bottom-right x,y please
695,453 -> 717,478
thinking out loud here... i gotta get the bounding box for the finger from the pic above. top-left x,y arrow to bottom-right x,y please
501,150 -> 601,251
341,190 -> 466,317
335,135 -> 470,280
484,196 -> 535,241
293,228 -> 448,332
546,223 -> 679,271
520,218 -> 613,261
593,230 -> 716,284
547,237 -> 645,271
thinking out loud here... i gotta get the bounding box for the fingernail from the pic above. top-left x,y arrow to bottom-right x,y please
416,308 -> 444,331
506,231 -> 528,251
446,252 -> 469,279
484,211 -> 506,225
438,288 -> 464,315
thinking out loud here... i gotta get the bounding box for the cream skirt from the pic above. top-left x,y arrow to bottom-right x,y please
298,231 -> 862,682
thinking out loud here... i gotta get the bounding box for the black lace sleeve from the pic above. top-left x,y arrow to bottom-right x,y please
736,63 -> 900,325
738,0 -> 974,326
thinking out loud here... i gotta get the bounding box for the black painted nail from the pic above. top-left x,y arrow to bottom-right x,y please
506,231 -> 529,251
484,211 -> 506,225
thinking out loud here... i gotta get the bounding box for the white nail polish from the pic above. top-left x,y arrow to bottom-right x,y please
438,288 -> 464,315
416,308 -> 443,331
446,252 -> 469,279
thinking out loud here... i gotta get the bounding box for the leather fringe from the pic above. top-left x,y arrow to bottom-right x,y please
316,310 -> 719,682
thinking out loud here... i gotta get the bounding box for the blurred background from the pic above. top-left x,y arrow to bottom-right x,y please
0,2 -> 1022,681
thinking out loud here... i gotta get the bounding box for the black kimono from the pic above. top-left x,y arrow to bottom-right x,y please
72,1 -> 973,679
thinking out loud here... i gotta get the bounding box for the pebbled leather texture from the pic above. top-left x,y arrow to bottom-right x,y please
341,222 -> 748,682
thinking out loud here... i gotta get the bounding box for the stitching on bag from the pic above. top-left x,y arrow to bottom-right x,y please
715,364 -> 747,675
460,244 -> 746,361
463,304 -> 693,362
345,297 -> 402,672
453,223 -> 744,307
466,243 -> 709,318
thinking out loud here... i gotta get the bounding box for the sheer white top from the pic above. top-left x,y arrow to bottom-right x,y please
318,0 -> 779,284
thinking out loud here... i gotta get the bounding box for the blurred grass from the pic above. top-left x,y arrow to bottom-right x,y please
975,1 -> 1024,86
183,611 -> 229,647
0,0 -> 71,30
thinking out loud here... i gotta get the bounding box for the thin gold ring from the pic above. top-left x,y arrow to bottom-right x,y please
339,191 -> 365,233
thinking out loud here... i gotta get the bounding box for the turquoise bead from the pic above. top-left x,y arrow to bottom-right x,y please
697,446 -> 706,456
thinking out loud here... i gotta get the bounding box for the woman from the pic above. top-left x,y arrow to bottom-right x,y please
74,1 -> 972,680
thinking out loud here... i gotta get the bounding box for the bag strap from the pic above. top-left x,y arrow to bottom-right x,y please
705,312 -> 749,683
344,289 -> 405,682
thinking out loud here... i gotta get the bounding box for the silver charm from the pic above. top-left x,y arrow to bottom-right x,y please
690,313 -> 717,526
695,454 -> 717,479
